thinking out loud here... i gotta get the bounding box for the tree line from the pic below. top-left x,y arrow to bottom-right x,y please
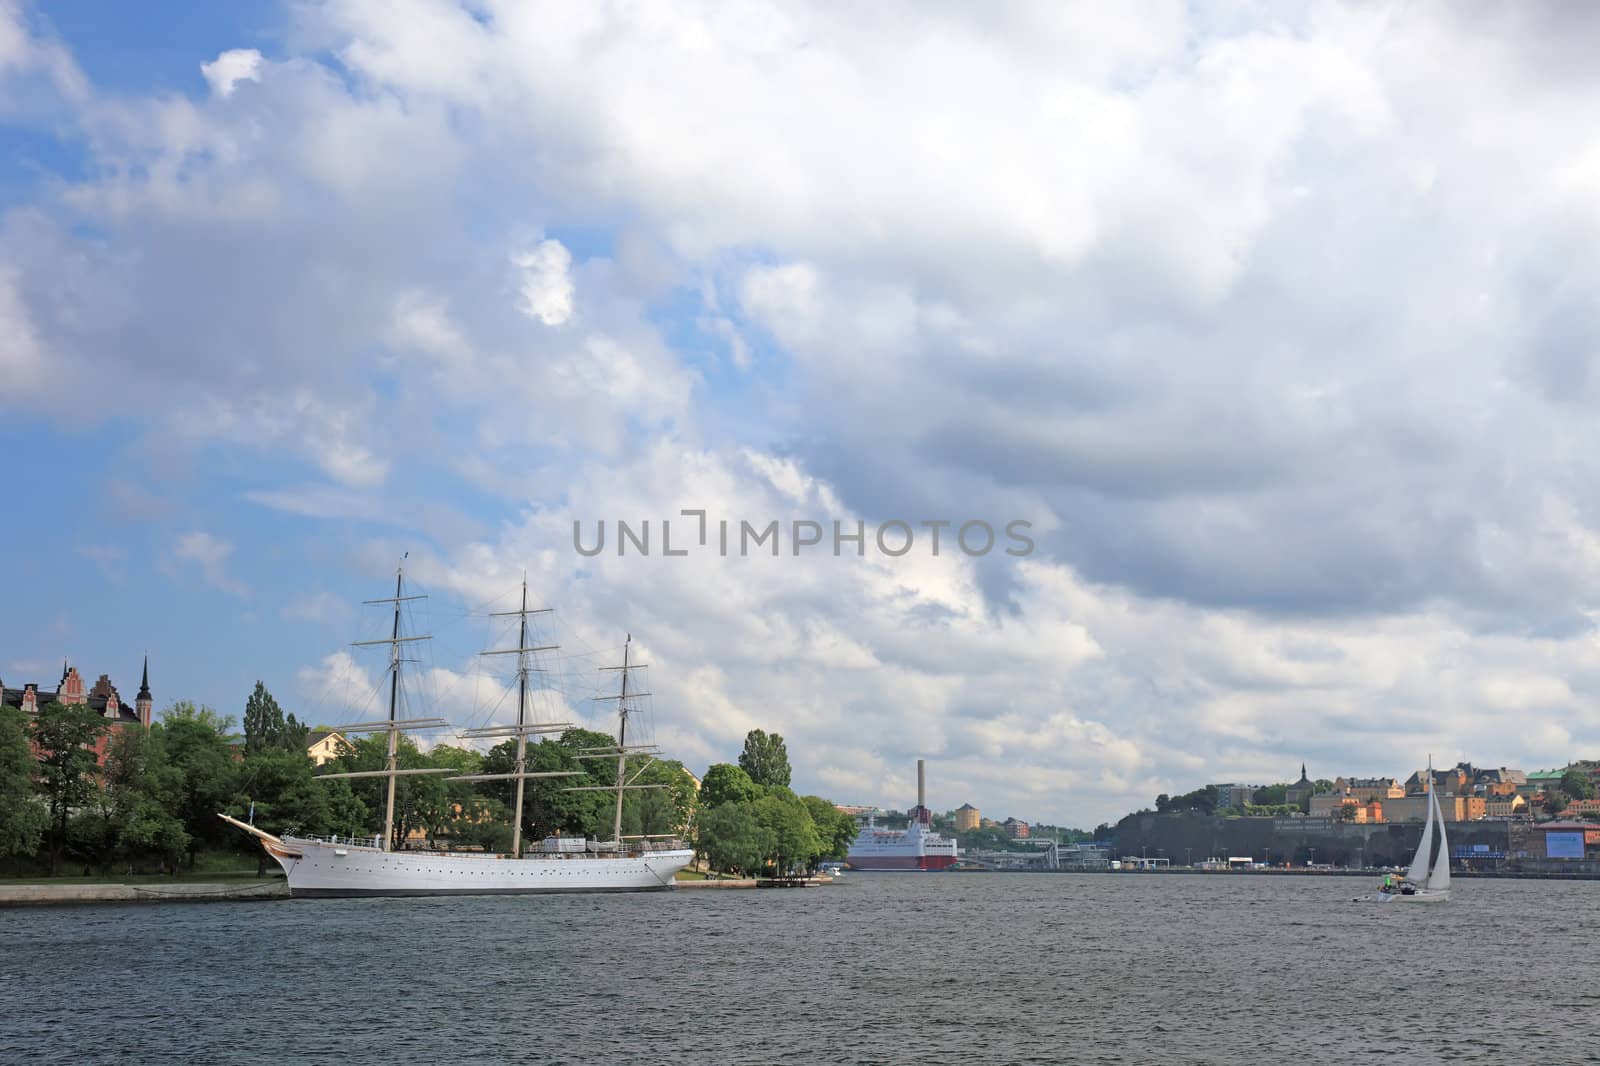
691,729 -> 857,876
0,688 -> 855,879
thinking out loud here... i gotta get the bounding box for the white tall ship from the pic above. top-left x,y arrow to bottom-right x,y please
1378,757 -> 1451,904
845,760 -> 960,871
221,569 -> 694,897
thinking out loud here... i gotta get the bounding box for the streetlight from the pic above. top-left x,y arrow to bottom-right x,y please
1185,847 -> 1192,868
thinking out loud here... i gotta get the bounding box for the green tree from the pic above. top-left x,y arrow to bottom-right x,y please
695,801 -> 773,876
801,795 -> 856,861
280,712 -> 309,755
160,701 -> 240,865
738,729 -> 791,789
242,681 -> 311,757
103,725 -> 188,873
417,744 -> 482,838
242,681 -> 285,756
234,751 -> 325,832
958,825 -> 1021,852
0,706 -> 47,859
448,795 -> 513,852
333,734 -> 450,849
700,762 -> 761,808
621,759 -> 697,839
1253,784 -> 1288,806
31,701 -> 108,875
1545,791 -> 1569,816
451,728 -> 622,846
1243,803 -> 1299,816
1560,769 -> 1596,801
753,793 -> 822,874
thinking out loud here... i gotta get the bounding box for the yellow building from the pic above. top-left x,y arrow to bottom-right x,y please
306,730 -> 352,767
1384,794 -> 1486,823
1310,793 -> 1385,822
954,803 -> 980,832
1484,794 -> 1527,818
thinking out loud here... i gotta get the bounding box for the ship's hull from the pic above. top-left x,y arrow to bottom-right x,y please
268,836 -> 694,898
844,854 -> 958,871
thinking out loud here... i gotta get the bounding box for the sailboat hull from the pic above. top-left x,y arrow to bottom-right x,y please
1376,889 -> 1449,904
268,837 -> 695,898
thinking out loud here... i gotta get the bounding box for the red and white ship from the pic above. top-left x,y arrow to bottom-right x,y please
845,760 -> 960,871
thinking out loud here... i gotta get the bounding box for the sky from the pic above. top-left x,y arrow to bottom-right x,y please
3,0 -> 1600,827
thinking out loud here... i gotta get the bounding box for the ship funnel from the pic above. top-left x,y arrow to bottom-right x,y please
917,759 -> 926,809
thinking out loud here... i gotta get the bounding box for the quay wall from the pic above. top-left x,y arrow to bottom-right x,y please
1111,812 -> 1529,868
0,880 -> 290,906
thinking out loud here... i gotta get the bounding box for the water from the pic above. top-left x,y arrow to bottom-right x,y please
2,873 -> 1596,1064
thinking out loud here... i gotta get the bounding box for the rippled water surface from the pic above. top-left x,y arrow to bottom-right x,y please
3,873 -> 1597,1064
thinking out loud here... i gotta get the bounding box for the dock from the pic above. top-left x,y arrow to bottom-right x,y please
675,875 -> 834,890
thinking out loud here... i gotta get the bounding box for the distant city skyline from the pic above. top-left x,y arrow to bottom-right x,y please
4,2 -> 1600,827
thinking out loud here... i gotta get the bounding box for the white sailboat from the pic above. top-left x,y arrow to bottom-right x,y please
220,568 -> 694,897
1377,760 -> 1451,904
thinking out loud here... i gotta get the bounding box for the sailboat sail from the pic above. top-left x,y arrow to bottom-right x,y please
1426,786 -> 1451,892
1404,781 -> 1435,885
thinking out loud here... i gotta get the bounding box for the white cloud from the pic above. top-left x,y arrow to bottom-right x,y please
513,239 -> 575,326
200,48 -> 262,98
280,591 -> 347,625
172,531 -> 250,598
9,1 -> 1600,826
388,289 -> 472,366
0,0 -> 87,110
0,265 -> 43,387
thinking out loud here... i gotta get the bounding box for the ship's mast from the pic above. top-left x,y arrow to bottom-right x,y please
488,580 -> 555,857
514,583 -> 531,855
383,569 -> 403,850
611,637 -> 633,847
589,636 -> 660,848
561,636 -> 672,849
318,563 -> 450,851
451,579 -> 578,855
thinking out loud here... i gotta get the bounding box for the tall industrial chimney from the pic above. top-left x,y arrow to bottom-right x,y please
917,759 -> 926,810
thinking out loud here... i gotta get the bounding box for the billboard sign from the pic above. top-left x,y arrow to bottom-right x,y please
1546,831 -> 1585,860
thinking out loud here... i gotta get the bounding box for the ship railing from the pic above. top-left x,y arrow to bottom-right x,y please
631,839 -> 689,854
286,831 -> 384,850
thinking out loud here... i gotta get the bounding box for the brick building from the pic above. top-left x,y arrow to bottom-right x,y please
2,658 -> 153,761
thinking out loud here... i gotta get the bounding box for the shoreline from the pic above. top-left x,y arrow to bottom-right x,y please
0,873 -> 832,905
0,879 -> 290,906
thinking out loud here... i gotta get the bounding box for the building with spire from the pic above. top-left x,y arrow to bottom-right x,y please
135,655 -> 153,726
2,656 -> 153,727
1285,762 -> 1315,809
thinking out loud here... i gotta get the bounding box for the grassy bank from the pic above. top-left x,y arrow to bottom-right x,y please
0,850 -> 264,883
